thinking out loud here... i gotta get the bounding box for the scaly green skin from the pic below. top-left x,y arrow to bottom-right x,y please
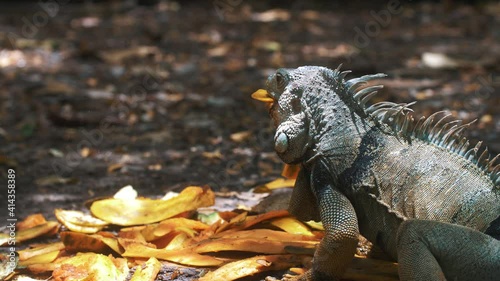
259,66 -> 500,281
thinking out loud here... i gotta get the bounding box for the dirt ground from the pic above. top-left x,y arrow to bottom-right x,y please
0,0 -> 499,224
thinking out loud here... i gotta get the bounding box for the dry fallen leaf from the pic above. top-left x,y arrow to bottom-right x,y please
193,225 -> 319,256
55,209 -> 109,234
229,131 -> 252,142
344,256 -> 399,281
153,218 -> 209,237
198,254 -> 304,281
113,185 -> 139,200
35,175 -> 78,186
52,253 -> 129,281
16,214 -> 47,230
18,250 -> 60,266
0,250 -> 17,280
251,89 -> 274,103
270,217 -> 315,236
107,162 -> 125,173
119,224 -> 158,242
255,178 -> 296,192
121,242 -> 224,267
18,242 -> 65,261
281,164 -> 301,179
129,257 -> 161,281
222,209 -> 290,233
6,184 -> 400,281
60,232 -> 122,255
15,221 -> 60,244
90,186 -> 215,226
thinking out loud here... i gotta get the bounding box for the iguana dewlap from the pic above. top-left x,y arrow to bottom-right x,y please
253,66 -> 500,281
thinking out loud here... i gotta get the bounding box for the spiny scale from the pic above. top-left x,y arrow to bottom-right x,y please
332,66 -> 500,188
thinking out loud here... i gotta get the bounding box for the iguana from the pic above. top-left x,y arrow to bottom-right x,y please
252,66 -> 500,281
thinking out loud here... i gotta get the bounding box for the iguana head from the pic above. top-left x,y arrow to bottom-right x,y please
252,66 -> 333,164
253,66 -> 388,165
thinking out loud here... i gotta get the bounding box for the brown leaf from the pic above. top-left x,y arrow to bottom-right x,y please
121,243 -> 224,267
129,257 -> 161,281
55,209 -> 108,234
18,242 -> 65,261
198,254 -> 304,281
14,221 -> 60,244
52,253 -> 129,281
18,250 -> 61,266
281,164 -> 301,179
60,232 -> 121,254
16,214 -> 47,230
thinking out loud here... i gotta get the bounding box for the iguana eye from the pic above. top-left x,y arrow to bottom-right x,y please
276,73 -> 285,88
275,70 -> 289,91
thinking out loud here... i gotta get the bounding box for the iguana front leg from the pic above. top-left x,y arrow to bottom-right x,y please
397,219 -> 500,281
288,159 -> 359,281
288,166 -> 320,222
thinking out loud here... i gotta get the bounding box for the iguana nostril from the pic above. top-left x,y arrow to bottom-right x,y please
274,132 -> 289,153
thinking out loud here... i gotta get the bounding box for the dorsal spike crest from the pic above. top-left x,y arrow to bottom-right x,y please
345,74 -> 387,93
478,148 -> 489,168
420,116 -> 437,139
337,67 -> 499,188
492,164 -> 500,175
468,141 -> 483,162
366,101 -> 398,114
447,138 -> 458,151
413,116 -> 426,137
360,90 -> 380,107
339,70 -> 352,80
353,85 -> 384,101
371,106 -> 394,118
445,124 -> 469,152
489,154 -> 500,169
438,124 -> 458,146
474,141 -> 483,151
464,145 -> 478,160
401,115 -> 411,134
429,112 -> 451,141
438,121 -> 462,146
458,139 -> 469,155
431,119 -> 455,143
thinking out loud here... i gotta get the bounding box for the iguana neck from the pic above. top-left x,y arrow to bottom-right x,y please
306,93 -> 376,174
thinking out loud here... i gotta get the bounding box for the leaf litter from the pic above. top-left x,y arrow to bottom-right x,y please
0,181 -> 398,281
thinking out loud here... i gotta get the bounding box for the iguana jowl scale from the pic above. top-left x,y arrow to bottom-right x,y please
253,66 -> 500,281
